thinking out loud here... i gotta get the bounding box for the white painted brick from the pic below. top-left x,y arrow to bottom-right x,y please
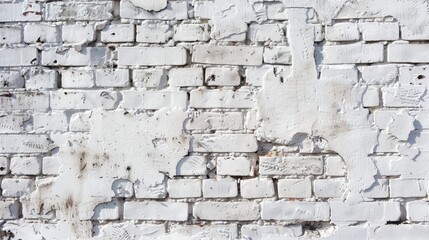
42,157 -> 60,175
217,156 -> 254,176
1,178 -> 34,197
95,69 -> 129,87
374,110 -> 397,130
0,26 -> 21,44
320,64 -> 358,83
240,178 -> 275,199
191,134 -> 258,153
69,112 -> 91,132
359,65 -> 398,85
136,24 -> 171,43
192,45 -> 263,66
265,2 -> 289,20
120,0 -> 188,20
402,25 -> 429,40
360,22 -> 399,41
370,225 -> 429,240
330,202 -> 401,223
406,201 -> 429,221
169,224 -> 237,240
190,89 -> 254,109
50,90 -> 119,110
326,22 -> 360,41
0,71 -> 24,89
169,68 -> 203,87
375,130 -> 398,153
381,85 -> 426,107
124,201 -> 188,221
241,225 -> 303,239
0,3 -> 41,22
325,156 -> 346,176
101,24 -> 134,43
25,68 -> 58,90
362,179 -> 389,199
187,112 -> 242,131
174,24 -> 209,42
0,157 -> 7,175
0,134 -> 52,154
245,67 -> 271,87
388,44 -> 429,63
0,200 -> 20,219
202,178 -> 237,198
118,47 -> 187,66
62,24 -> 95,43
92,201 -> 120,220
167,179 -> 201,198
45,2 -> 113,21
61,69 -> 95,88
399,65 -> 429,87
0,91 -> 49,110
323,43 -> 384,64
122,91 -> 187,110
24,24 -> 58,43
278,179 -> 312,198
263,46 -> 292,64
314,178 -> 346,198
176,156 -> 208,176
193,202 -> 260,220
248,23 -> 284,42
0,48 -> 37,66
362,86 -> 380,107
112,179 -> 134,198
205,67 -> 241,86
33,112 -> 68,132
194,1 -> 214,19
259,156 -> 323,175
390,179 -> 427,198
261,201 -> 330,221
313,24 -> 325,42
42,47 -> 107,66
245,109 -> 259,130
10,156 -> 41,175
0,115 -> 29,133
133,69 -> 167,88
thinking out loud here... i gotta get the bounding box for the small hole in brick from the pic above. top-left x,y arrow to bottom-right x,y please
417,75 -> 425,80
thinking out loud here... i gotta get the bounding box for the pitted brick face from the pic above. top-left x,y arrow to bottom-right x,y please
0,0 -> 429,239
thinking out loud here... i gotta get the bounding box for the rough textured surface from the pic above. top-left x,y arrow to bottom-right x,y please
0,0 -> 429,239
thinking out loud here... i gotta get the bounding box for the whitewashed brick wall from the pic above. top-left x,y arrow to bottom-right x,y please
0,0 -> 429,239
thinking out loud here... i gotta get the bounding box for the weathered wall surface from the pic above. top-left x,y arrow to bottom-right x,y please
0,0 -> 428,239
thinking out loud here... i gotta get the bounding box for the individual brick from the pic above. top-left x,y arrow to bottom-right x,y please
406,201 -> 429,221
241,225 -> 303,239
175,156 -> 208,176
33,112 -> 68,132
124,201 -> 188,221
0,134 -> 53,154
359,65 -> 398,85
95,69 -> 130,87
190,89 -> 254,109
1,178 -> 34,197
360,22 -> 399,41
136,24 -> 171,43
192,45 -> 263,66
169,68 -> 203,87
169,224 -> 237,240
191,134 -> 258,153
112,179 -> 134,198
0,48 -> 37,67
167,179 -> 201,198
362,86 -> 380,107
248,23 -> 284,42
194,1 -> 214,19
388,44 -> 429,63
217,156 -> 254,176
265,2 -> 289,20
362,179 -> 389,199
61,69 -> 95,88
202,178 -> 237,198
10,156 -> 41,175
261,201 -> 330,221
92,201 -> 120,220
174,24 -> 210,42
101,24 -> 135,43
313,178 -> 347,198
0,71 -> 25,89
120,0 -> 188,20
24,24 -> 58,43
381,85 -> 426,107
402,25 -> 429,40
0,3 -> 42,22
240,178 -> 275,199
122,91 -> 187,110
399,66 -> 429,86
62,24 -> 95,43
390,179 -> 427,198
0,200 -> 20,220
330,202 -> 401,223
323,43 -> 384,64
278,179 -> 312,198
133,69 -> 167,88
193,202 -> 260,220
25,68 -> 59,90
326,22 -> 360,41
186,112 -> 243,131
118,47 -> 187,66
45,2 -> 113,21
263,46 -> 292,64
259,156 -> 323,175
50,90 -> 119,110
0,26 -> 21,44
370,225 -> 429,239
0,91 -> 49,110
0,115 -> 29,133
42,47 -> 108,66
0,157 -> 8,175
205,67 -> 241,86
